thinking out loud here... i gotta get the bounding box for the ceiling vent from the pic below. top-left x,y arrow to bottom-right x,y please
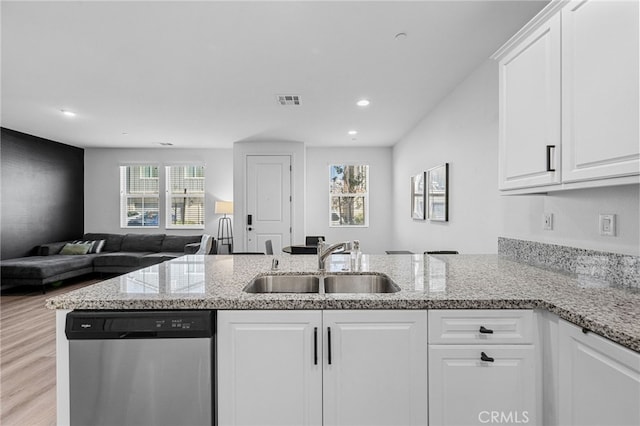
276,95 -> 301,106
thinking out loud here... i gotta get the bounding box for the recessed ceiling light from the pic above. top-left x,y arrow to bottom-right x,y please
348,130 -> 358,136
60,109 -> 76,117
356,99 -> 370,107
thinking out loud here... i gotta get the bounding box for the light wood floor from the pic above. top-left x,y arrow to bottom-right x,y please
1,277 -> 100,426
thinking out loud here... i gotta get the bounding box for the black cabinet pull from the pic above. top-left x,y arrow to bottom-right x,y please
480,352 -> 495,362
546,145 -> 556,172
479,326 -> 494,334
313,327 -> 318,365
327,327 -> 332,365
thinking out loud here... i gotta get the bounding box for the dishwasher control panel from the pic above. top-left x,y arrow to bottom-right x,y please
65,310 -> 214,339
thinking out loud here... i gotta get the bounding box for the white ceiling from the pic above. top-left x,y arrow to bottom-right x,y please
1,0 -> 547,149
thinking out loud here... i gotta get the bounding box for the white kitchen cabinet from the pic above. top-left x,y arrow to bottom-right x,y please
558,319 -> 640,426
561,0 -> 640,183
536,310 -> 560,426
497,13 -> 561,190
217,310 -> 428,426
217,310 -> 323,426
494,0 -> 639,192
429,309 -> 534,345
429,346 -> 537,426
428,310 -> 538,426
322,310 -> 428,426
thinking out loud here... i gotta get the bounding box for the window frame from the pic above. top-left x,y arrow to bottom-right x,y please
165,164 -> 205,230
120,164 -> 160,229
329,164 -> 370,228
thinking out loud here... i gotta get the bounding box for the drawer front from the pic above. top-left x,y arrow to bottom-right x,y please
429,310 -> 534,344
429,345 -> 537,426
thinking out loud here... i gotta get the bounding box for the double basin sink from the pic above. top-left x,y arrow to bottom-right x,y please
244,273 -> 400,294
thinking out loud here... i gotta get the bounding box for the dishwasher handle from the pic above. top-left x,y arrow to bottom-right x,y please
118,331 -> 159,339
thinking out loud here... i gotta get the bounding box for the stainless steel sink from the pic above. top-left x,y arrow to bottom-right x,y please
243,274 -> 320,293
243,273 -> 400,294
323,273 -> 400,293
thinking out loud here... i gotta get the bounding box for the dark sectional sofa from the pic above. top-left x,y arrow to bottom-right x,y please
0,233 -> 216,292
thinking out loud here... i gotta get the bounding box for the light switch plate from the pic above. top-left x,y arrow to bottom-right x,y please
599,214 -> 616,236
543,213 -> 553,231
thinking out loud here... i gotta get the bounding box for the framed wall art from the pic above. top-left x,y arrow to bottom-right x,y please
427,163 -> 449,221
411,172 -> 426,220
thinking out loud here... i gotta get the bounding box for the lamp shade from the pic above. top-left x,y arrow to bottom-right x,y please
214,201 -> 234,215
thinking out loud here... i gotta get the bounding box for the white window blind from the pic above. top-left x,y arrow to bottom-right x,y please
329,164 -> 369,227
166,165 -> 205,229
120,165 -> 159,228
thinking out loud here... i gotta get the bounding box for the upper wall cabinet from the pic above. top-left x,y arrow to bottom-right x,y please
561,0 -> 639,183
493,0 -> 639,193
497,13 -> 561,190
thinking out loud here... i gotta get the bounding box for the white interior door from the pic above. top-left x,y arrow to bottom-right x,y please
246,155 -> 291,253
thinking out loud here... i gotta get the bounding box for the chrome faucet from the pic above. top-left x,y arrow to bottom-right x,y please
317,238 -> 353,272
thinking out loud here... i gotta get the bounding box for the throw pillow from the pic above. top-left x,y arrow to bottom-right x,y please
60,243 -> 92,255
72,239 -> 106,253
195,234 -> 213,255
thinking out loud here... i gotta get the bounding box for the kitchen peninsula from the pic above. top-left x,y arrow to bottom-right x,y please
47,253 -> 640,426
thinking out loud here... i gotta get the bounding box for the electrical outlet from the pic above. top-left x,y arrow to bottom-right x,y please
599,214 -> 616,236
543,213 -> 553,231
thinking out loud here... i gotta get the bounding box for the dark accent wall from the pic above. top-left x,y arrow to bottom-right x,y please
1,128 -> 84,260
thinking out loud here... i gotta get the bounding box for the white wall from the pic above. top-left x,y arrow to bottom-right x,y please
500,185 -> 640,256
392,59 -> 500,254
392,58 -> 640,256
305,147 -> 393,254
84,148 -> 233,236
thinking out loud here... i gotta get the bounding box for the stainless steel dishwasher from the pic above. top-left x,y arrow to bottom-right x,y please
65,310 -> 214,426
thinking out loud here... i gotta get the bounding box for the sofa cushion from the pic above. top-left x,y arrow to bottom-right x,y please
161,235 -> 201,252
92,252 -> 153,268
121,234 -> 164,253
38,241 -> 71,256
83,233 -> 124,252
1,255 -> 96,279
60,243 -> 92,255
72,239 -> 106,253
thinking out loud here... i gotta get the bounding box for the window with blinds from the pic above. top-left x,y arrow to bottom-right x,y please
329,164 -> 369,227
166,165 -> 205,229
120,165 -> 160,228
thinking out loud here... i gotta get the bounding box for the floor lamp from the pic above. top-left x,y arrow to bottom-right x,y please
215,201 -> 234,254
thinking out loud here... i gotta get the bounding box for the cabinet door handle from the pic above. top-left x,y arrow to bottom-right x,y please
479,326 -> 494,334
313,327 -> 318,365
327,327 -> 332,365
480,352 -> 495,362
546,145 -> 556,172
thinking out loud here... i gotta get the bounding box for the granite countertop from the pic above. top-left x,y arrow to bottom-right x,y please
46,254 -> 640,352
